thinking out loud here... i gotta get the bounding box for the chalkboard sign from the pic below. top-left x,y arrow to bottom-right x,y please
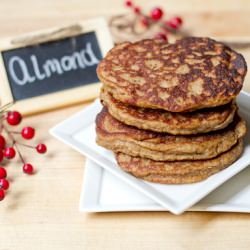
0,18 -> 114,115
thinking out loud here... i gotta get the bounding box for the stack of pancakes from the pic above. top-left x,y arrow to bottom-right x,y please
95,37 -> 247,184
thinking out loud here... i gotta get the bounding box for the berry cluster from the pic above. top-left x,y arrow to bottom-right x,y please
0,110 -> 47,201
124,0 -> 183,41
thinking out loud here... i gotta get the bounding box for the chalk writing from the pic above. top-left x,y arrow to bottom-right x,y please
8,42 -> 99,86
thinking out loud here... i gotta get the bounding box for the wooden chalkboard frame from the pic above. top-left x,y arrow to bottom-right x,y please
0,18 -> 113,115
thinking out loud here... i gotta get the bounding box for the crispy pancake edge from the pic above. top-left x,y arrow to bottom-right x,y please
115,139 -> 243,184
96,107 -> 246,161
101,87 -> 237,134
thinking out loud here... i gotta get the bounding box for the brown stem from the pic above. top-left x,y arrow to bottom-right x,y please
0,121 -> 3,134
8,131 -> 20,134
0,115 -> 6,120
2,124 -> 15,143
15,142 -> 35,149
2,124 -> 25,164
14,143 -> 25,164
0,102 -> 14,112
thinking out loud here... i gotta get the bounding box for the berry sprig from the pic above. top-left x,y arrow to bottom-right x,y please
0,109 -> 47,201
124,0 -> 183,41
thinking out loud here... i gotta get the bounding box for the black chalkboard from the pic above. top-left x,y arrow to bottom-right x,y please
1,31 -> 102,101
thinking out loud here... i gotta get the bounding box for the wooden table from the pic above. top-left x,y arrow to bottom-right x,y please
0,1 -> 250,249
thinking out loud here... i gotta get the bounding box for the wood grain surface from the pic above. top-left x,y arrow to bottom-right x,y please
0,1 -> 250,250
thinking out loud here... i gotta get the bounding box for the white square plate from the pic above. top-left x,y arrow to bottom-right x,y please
50,91 -> 250,214
80,158 -> 250,213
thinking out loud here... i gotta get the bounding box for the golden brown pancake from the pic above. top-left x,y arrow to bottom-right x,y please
95,107 -> 246,161
101,88 -> 237,134
115,140 -> 243,184
97,37 -> 247,112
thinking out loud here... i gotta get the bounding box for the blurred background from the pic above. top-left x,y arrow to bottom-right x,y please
1,0 -> 249,91
1,0 -> 250,37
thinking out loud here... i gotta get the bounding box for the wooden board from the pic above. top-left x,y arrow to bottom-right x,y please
0,1 -> 250,250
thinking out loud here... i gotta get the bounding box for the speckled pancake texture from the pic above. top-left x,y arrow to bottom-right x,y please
115,140 -> 243,184
95,36 -> 247,184
97,37 -> 247,112
100,88 -> 237,134
95,108 -> 246,161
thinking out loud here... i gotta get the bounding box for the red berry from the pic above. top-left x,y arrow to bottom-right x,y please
4,147 -> 16,159
0,179 -> 9,190
150,7 -> 163,21
133,6 -> 140,14
0,135 -> 5,149
36,143 -> 47,154
21,127 -> 35,139
0,167 -> 7,179
165,20 -> 177,29
140,16 -> 149,27
174,16 -> 183,25
125,0 -> 132,7
6,111 -> 22,126
165,16 -> 183,29
155,32 -> 168,41
23,163 -> 33,174
0,189 -> 5,201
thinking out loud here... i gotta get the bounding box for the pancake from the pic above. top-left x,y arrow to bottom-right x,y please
101,88 -> 237,134
95,107 -> 246,161
115,139 -> 243,184
97,37 -> 247,112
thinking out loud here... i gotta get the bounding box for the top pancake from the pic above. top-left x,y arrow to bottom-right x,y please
97,37 -> 247,112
